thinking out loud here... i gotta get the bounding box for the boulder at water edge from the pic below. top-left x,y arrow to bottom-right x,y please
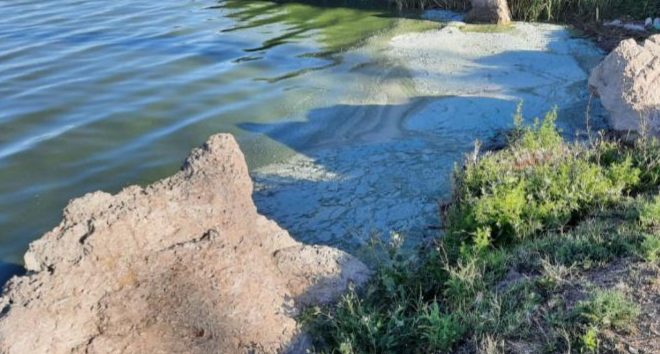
466,0 -> 511,25
0,134 -> 370,353
589,35 -> 660,136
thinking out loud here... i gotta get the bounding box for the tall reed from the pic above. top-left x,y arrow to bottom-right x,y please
508,0 -> 659,22
389,0 -> 660,21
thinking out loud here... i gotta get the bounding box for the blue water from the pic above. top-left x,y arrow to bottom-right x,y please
0,0 -> 401,263
0,0 -> 605,266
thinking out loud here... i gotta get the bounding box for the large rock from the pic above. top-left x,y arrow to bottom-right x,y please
589,35 -> 660,136
466,0 -> 512,25
0,134 -> 370,353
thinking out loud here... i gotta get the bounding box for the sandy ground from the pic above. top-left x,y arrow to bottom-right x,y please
250,13 -> 608,255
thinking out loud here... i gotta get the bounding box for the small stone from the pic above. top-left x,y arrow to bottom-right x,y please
645,17 -> 653,27
654,18 -> 660,30
622,23 -> 646,32
604,19 -> 622,27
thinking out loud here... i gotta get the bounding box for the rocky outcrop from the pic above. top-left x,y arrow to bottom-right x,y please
0,134 -> 370,354
466,0 -> 511,25
589,35 -> 660,136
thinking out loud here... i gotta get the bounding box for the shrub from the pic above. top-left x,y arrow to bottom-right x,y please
308,107 -> 657,353
446,109 -> 640,251
597,135 -> 660,192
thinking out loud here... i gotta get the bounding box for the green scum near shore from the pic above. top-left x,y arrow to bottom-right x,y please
304,107 -> 660,353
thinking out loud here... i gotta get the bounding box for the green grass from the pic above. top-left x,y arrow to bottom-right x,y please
638,195 -> 660,262
639,194 -> 660,227
419,303 -> 465,352
574,289 -> 640,331
305,107 -> 660,353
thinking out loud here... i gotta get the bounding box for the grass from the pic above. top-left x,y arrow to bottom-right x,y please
389,0 -> 660,22
641,233 -> 660,262
574,289 -> 640,332
639,194 -> 660,228
507,0 -> 660,22
305,107 -> 660,353
573,289 -> 641,352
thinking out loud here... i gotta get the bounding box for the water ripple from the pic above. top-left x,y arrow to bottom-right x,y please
0,0 -> 397,262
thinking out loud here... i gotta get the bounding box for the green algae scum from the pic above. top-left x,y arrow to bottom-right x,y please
1,0 -> 659,353
0,1 -> 606,264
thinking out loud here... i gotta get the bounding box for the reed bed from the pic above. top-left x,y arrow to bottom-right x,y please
390,0 -> 660,21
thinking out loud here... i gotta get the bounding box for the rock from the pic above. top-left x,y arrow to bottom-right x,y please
645,17 -> 653,28
655,18 -> 660,30
466,0 -> 511,25
604,20 -> 648,32
589,35 -> 660,136
0,134 -> 370,354
623,23 -> 647,32
605,19 -> 623,27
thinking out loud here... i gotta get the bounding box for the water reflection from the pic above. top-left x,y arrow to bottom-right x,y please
0,1 -> 604,263
0,0 -> 400,263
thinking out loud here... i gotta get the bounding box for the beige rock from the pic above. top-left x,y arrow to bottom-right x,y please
467,0 -> 512,25
0,134 -> 370,354
589,35 -> 660,136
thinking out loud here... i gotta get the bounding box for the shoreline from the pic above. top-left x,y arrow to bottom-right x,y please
252,17 -> 608,255
0,6 -> 657,353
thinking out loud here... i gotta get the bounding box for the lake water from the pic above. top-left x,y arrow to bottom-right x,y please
0,0 -> 605,264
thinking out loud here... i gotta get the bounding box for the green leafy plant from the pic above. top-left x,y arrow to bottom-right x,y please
419,302 -> 465,352
446,108 -> 640,251
639,195 -> 660,228
308,107 -> 657,353
580,326 -> 599,353
575,289 -> 640,332
640,234 -> 660,262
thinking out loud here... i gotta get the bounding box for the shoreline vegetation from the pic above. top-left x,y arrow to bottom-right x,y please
389,0 -> 659,21
389,0 -> 660,50
304,107 -> 660,353
0,2 -> 657,353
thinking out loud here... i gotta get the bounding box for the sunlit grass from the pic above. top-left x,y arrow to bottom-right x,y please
306,106 -> 660,353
